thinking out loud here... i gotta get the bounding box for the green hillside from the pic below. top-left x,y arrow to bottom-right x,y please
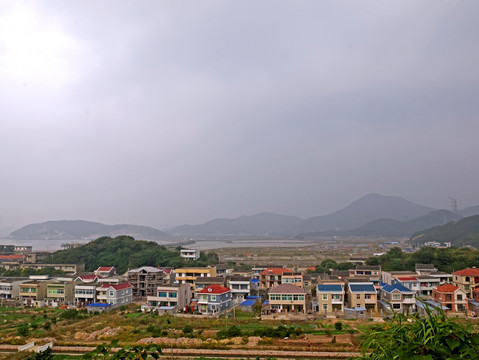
47,235 -> 217,274
410,215 -> 479,248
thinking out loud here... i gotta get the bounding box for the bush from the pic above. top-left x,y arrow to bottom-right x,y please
359,304 -> 479,359
59,309 -> 79,320
217,325 -> 242,339
334,321 -> 343,331
182,324 -> 193,334
43,321 -> 51,331
17,324 -> 30,337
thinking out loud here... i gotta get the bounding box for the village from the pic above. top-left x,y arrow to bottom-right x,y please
1,245 -> 479,320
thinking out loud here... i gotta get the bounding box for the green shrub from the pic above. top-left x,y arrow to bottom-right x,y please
17,324 -> 30,337
334,321 -> 343,331
359,304 -> 479,359
182,324 -> 193,334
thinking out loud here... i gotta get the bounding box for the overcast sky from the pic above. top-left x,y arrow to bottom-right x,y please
1,0 -> 479,232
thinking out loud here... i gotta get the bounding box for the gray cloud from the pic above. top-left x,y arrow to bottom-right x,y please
1,0 -> 479,231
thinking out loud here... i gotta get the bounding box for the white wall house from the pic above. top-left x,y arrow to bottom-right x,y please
96,283 -> 132,308
180,249 -> 200,261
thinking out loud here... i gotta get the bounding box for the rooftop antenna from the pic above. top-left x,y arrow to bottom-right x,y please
449,197 -> 458,212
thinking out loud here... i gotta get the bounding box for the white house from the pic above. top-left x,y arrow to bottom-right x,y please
180,249 -> 200,261
96,283 -> 132,307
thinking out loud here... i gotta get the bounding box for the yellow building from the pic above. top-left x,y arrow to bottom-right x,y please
19,281 -> 47,305
46,282 -> 76,306
346,282 -> 378,312
175,267 -> 216,293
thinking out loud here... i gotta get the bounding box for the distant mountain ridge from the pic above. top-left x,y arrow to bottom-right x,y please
410,215 -> 479,248
285,193 -> 435,235
169,212 -> 303,236
299,209 -> 462,238
10,220 -> 170,240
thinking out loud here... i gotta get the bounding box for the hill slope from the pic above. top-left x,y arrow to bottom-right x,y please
47,236 -> 215,273
298,209 -> 461,238
169,212 -> 303,236
459,205 -> 479,218
410,215 -> 479,248
10,220 -> 170,240
287,193 -> 435,235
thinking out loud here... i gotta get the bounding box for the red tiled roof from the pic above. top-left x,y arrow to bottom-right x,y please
453,268 -> 479,276
436,284 -> 459,293
0,255 -> 24,260
79,274 -> 101,280
396,277 -> 417,281
198,284 -> 230,294
260,268 -> 294,276
97,267 -> 114,272
101,283 -> 132,290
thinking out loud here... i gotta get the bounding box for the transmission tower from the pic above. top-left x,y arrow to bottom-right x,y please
449,197 -> 458,212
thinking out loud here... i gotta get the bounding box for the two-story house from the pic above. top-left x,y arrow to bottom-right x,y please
197,284 -> 232,315
175,267 -> 217,294
19,280 -> 47,306
268,284 -> 307,314
433,284 -> 468,313
180,249 -> 200,261
379,283 -> 416,314
96,283 -> 133,308
415,275 -> 440,299
281,272 -> 304,288
260,268 -> 294,289
346,282 -> 377,312
453,268 -> 479,299
45,282 -> 75,307
147,284 -> 191,311
75,283 -> 98,307
0,278 -> 28,299
316,284 -> 344,314
227,276 -> 251,303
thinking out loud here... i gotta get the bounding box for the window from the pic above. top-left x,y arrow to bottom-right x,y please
322,294 -> 328,300
356,294 -> 361,300
211,295 -> 216,301
457,294 -> 463,301
168,292 -> 177,298
270,294 -> 280,301
109,290 -> 114,297
365,294 -> 372,300
393,304 -> 401,309
158,292 -> 167,297
323,304 -> 328,310
392,294 -> 401,300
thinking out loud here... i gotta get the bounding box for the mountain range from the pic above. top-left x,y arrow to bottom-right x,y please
10,194 -> 479,240
9,220 -> 170,240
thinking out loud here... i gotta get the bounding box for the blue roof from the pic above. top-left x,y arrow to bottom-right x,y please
246,295 -> 261,299
468,300 -> 479,306
416,300 -> 448,310
240,300 -> 256,306
263,300 -> 269,305
251,279 -> 260,283
158,306 -> 175,310
349,284 -> 376,293
381,283 -> 414,294
344,307 -> 366,311
317,284 -> 343,292
87,303 -> 111,308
